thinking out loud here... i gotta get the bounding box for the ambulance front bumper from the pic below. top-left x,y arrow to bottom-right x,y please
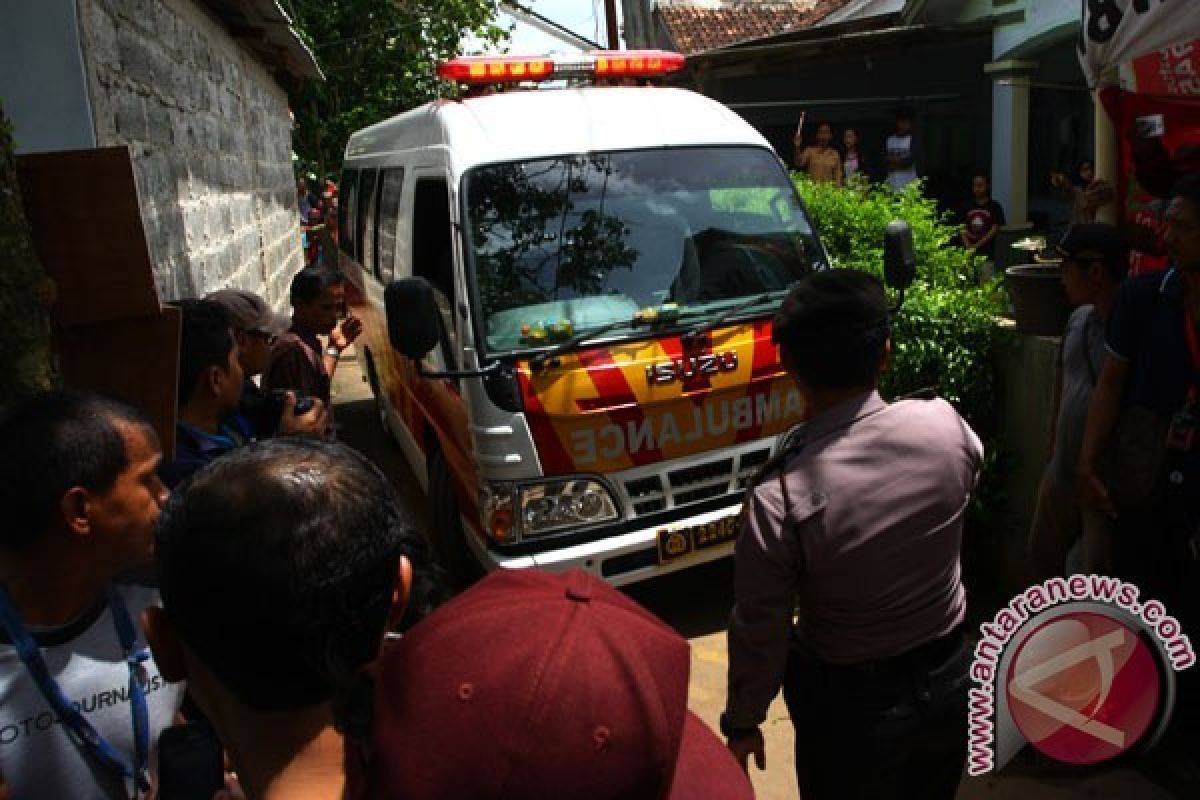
467,501 -> 743,587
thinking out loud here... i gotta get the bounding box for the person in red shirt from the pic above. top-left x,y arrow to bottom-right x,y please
263,267 -> 362,415
960,173 -> 1006,260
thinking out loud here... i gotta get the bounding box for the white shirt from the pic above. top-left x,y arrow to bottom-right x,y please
885,133 -> 917,190
0,584 -> 184,799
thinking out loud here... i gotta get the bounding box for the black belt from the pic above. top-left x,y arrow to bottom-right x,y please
791,625 -> 966,678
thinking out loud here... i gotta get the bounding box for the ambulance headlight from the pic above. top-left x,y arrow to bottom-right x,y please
517,479 -> 619,538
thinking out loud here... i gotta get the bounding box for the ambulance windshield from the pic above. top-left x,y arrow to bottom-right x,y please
464,147 -> 824,354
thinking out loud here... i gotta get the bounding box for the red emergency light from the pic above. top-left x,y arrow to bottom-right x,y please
437,56 -> 555,83
437,50 -> 685,85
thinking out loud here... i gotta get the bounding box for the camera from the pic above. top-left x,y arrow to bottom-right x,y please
157,721 -> 223,800
267,389 -> 316,418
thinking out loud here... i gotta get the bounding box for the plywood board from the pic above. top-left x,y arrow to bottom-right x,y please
55,306 -> 181,461
16,146 -> 161,326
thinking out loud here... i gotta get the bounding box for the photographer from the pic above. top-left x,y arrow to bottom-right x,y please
205,289 -> 327,440
160,299 -> 327,490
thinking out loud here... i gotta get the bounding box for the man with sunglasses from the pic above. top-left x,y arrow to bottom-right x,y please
206,289 -> 327,441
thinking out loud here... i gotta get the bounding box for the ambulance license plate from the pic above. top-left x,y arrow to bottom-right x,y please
656,515 -> 740,565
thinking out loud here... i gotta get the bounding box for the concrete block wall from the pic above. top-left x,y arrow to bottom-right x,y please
76,0 -> 303,306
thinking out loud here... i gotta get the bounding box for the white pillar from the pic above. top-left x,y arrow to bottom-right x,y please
985,59 -> 1038,228
1093,67 -> 1120,225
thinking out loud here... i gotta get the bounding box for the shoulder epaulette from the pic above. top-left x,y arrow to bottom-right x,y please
745,431 -> 806,493
894,386 -> 939,401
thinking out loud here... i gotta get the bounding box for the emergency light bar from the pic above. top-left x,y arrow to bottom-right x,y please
437,50 -> 685,85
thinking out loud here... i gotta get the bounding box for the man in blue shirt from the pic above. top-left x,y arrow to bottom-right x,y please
159,299 -> 246,489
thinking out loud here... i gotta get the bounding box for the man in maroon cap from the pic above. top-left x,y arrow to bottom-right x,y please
346,568 -> 753,800
722,269 -> 983,799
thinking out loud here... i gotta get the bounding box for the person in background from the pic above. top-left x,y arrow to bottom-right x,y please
345,568 -> 753,800
1051,160 -> 1114,225
960,174 -> 1006,263
264,266 -> 362,414
296,176 -> 317,225
0,391 -> 183,799
842,127 -> 870,185
722,270 -> 982,799
793,116 -> 843,186
1079,174 -> 1200,604
204,289 -> 328,441
1027,224 -> 1127,580
145,439 -> 434,800
1124,126 -> 1200,275
884,108 -> 919,191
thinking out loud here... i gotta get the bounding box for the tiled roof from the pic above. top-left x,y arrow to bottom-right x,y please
657,0 -> 855,55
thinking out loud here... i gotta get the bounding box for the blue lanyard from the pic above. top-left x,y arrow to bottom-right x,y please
0,584 -> 151,797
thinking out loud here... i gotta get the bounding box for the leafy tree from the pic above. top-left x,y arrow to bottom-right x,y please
285,0 -> 508,177
0,103 -> 55,405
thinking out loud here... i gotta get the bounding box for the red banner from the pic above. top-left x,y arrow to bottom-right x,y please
1129,40 -> 1200,96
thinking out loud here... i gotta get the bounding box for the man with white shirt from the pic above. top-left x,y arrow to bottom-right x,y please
884,108 -> 919,191
0,391 -> 183,799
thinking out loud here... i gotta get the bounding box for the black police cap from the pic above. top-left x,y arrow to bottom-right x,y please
1056,223 -> 1129,273
771,269 -> 888,348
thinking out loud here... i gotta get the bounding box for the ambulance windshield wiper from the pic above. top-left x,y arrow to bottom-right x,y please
529,313 -> 663,371
680,288 -> 791,343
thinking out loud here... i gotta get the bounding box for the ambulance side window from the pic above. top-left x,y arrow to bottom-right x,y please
375,168 -> 405,284
357,169 -> 379,276
412,178 -> 457,370
339,169 -> 358,258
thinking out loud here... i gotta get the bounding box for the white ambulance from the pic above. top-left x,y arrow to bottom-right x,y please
337,51 -> 910,586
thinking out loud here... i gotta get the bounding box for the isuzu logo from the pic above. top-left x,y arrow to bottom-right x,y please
645,351 -> 738,385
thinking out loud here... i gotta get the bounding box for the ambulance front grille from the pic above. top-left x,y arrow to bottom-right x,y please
621,448 -> 770,518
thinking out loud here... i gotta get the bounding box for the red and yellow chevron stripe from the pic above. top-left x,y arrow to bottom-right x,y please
518,321 -> 805,475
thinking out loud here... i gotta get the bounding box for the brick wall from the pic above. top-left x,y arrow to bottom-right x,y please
76,0 -> 303,305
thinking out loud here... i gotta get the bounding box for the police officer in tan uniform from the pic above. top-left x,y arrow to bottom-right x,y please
721,269 -> 984,799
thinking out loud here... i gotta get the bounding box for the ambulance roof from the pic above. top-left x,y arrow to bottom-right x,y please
343,86 -> 771,172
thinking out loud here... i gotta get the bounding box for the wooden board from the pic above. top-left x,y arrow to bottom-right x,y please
16,146 -> 161,326
55,307 -> 181,461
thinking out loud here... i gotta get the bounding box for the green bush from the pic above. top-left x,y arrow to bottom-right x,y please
793,174 -> 1007,434
794,175 -> 1016,544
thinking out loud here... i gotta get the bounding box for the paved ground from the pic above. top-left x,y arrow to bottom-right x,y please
330,348 -> 1194,799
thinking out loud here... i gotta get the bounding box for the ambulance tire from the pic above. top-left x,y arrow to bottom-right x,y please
428,449 -> 484,590
363,351 -> 395,444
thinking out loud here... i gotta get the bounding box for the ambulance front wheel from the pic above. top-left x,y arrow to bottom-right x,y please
428,449 -> 484,591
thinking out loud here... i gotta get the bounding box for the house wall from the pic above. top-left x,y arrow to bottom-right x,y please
75,0 -> 303,304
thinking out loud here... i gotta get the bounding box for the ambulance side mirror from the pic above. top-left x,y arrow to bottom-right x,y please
385,277 -> 439,360
883,219 -> 916,291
